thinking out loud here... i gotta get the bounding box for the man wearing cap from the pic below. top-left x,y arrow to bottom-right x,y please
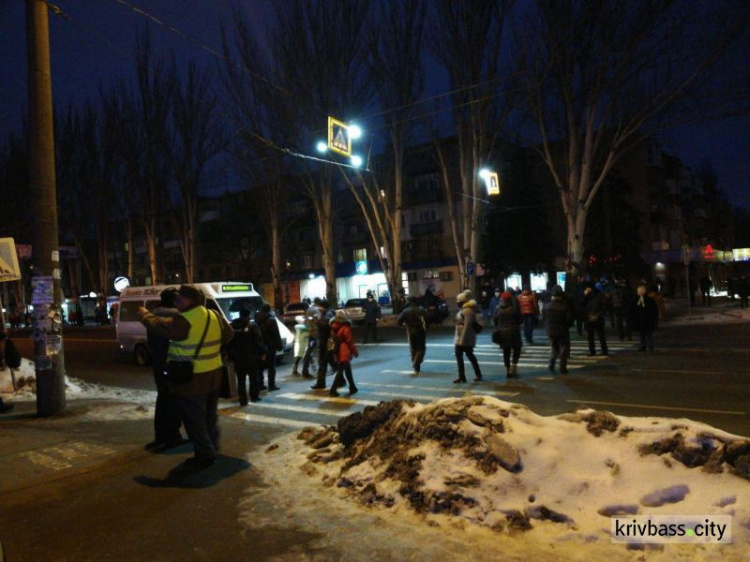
141,287 -> 185,451
139,284 -> 234,470
397,295 -> 428,373
542,286 -> 574,374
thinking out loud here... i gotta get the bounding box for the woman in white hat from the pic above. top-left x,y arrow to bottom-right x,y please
328,309 -> 359,397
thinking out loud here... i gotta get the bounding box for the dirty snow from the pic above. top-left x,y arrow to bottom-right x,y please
665,304 -> 750,325
0,357 -> 156,420
248,397 -> 750,561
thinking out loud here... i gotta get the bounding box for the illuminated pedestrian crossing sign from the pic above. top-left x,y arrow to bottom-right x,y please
486,172 -> 500,195
0,237 -> 21,282
328,116 -> 352,157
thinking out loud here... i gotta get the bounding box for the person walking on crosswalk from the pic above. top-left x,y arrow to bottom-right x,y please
542,286 -> 574,374
329,309 -> 359,397
453,290 -> 483,383
397,295 -> 428,373
492,291 -> 522,378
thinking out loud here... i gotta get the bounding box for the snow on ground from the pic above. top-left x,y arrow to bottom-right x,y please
0,358 -> 156,421
248,397 -> 750,561
664,303 -> 750,326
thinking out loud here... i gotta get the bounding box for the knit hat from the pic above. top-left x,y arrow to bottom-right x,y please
333,309 -> 348,322
551,285 -> 564,297
456,292 -> 469,304
501,291 -> 513,300
177,284 -> 204,304
595,282 -> 603,291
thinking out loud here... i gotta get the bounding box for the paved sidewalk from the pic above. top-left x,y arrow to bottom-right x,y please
0,398 -> 309,562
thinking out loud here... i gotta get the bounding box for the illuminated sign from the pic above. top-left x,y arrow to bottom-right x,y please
114,276 -> 130,292
733,248 -> 750,262
328,116 -> 352,157
0,237 -> 21,281
221,284 -> 253,293
485,172 -> 500,195
355,261 -> 368,275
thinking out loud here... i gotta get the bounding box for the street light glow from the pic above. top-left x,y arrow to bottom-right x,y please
316,141 -> 328,153
351,154 -> 363,167
348,124 -> 362,139
479,168 -> 492,179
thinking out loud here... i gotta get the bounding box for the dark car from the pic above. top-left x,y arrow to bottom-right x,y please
281,302 -> 309,327
415,293 -> 450,324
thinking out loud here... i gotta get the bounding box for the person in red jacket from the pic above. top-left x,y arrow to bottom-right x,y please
328,309 -> 359,397
517,286 -> 539,344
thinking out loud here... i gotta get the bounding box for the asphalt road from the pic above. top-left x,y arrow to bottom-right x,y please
10,320 -> 750,436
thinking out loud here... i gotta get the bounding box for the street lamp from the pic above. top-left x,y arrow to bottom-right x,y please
316,141 -> 329,153
350,154 -> 363,168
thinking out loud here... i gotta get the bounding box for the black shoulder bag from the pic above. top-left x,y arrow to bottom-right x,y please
164,311 -> 212,384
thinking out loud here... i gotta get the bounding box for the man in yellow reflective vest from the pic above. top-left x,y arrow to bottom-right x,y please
139,284 -> 234,470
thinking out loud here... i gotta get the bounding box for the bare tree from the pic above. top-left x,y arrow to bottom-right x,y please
429,0 -> 516,291
118,31 -> 172,284
341,0 -> 427,313
228,0 -> 371,306
515,0 -> 749,280
167,60 -> 223,283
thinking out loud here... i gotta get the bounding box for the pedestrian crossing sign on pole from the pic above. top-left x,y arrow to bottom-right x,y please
0,237 -> 21,282
328,116 -> 352,157
486,172 -> 500,196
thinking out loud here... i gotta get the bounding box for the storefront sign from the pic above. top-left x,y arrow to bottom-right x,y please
733,248 -> 750,262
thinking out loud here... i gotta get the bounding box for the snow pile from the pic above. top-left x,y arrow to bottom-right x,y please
1,359 -> 156,421
666,306 -> 750,325
261,397 -> 749,559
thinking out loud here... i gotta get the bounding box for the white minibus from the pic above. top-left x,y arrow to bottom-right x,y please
116,281 -> 293,365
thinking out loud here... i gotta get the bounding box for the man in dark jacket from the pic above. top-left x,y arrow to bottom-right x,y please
311,300 -> 335,389
632,283 -> 659,352
229,308 -> 267,404
362,293 -> 382,344
256,303 -> 282,391
397,296 -> 427,373
493,292 -> 522,378
139,284 -> 234,469
583,284 -> 609,356
612,278 -> 634,341
142,287 -> 184,451
543,286 -> 574,374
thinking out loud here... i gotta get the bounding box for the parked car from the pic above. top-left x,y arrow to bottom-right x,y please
282,302 -> 309,327
415,293 -> 450,324
343,298 -> 369,324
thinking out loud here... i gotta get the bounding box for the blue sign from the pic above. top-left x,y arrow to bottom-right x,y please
467,262 -> 474,276
355,261 -> 368,275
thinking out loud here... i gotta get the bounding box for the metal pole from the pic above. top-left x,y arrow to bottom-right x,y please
27,0 -> 66,415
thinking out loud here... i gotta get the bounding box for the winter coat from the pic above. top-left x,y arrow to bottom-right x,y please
493,299 -> 522,348
316,308 -> 333,343
583,290 -> 606,324
145,306 -> 180,371
454,300 -> 480,347
647,290 -> 666,321
305,304 -> 321,338
330,319 -> 358,363
397,302 -> 427,335
229,317 -> 267,368
255,310 -> 282,352
363,299 -> 382,322
293,322 -> 309,357
517,290 -> 538,316
632,295 -> 659,332
543,296 -> 574,340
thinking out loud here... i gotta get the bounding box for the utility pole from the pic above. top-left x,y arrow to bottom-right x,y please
27,0 -> 66,415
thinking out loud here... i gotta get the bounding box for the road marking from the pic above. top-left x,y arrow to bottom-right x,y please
247,402 -> 346,417
422,359 -> 593,369
630,368 -> 747,376
356,381 -> 520,397
277,392 -> 381,406
230,411 -> 313,428
565,399 -> 746,416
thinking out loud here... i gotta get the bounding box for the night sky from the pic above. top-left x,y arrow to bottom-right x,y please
1,0 -> 748,208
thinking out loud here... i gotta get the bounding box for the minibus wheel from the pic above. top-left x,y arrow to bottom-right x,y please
134,344 -> 152,366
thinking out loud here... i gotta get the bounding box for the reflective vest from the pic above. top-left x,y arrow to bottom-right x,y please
167,307 -> 223,373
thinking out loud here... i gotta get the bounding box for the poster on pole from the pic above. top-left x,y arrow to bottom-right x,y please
0,237 -> 21,282
32,276 -> 54,305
